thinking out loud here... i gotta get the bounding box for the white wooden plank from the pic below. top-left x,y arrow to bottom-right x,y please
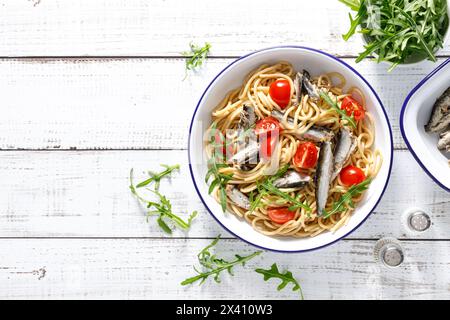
0,150 -> 448,239
2,0 -> 450,57
0,238 -> 448,299
0,57 -> 441,150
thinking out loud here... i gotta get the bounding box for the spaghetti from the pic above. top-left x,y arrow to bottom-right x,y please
205,62 -> 382,238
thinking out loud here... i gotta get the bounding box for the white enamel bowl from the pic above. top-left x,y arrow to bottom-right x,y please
400,58 -> 450,192
188,46 -> 393,252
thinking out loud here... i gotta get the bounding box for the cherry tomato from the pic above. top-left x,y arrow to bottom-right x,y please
269,79 -> 291,109
260,135 -> 277,159
213,131 -> 233,160
267,207 -> 296,224
341,96 -> 365,121
340,165 -> 366,186
254,117 -> 282,136
292,142 -> 318,169
255,117 -> 282,159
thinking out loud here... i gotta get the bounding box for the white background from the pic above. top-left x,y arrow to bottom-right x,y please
0,0 -> 449,299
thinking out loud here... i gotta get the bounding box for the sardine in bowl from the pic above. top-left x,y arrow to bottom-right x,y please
188,46 -> 393,252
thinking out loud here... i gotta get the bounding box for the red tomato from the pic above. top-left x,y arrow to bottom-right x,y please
341,96 -> 365,121
213,131 -> 233,159
260,135 -> 276,159
254,117 -> 282,136
293,142 -> 318,169
269,79 -> 291,109
340,165 -> 366,186
255,117 -> 282,159
267,207 -> 296,224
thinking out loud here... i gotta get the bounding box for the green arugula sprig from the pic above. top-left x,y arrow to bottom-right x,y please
182,42 -> 211,79
319,91 -> 357,128
250,165 -> 311,212
323,178 -> 372,219
181,236 -> 262,285
255,263 -> 304,300
206,127 -> 233,212
136,164 -> 180,189
340,0 -> 448,70
130,167 -> 197,234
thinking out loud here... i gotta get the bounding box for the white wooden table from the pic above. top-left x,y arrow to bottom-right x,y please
0,0 -> 449,300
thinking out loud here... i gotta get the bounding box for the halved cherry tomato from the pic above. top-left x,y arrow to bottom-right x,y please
260,135 -> 277,159
213,131 -> 233,160
267,207 -> 296,224
255,117 -> 282,159
269,79 -> 291,109
341,96 -> 365,121
254,117 -> 282,136
292,142 -> 318,169
340,165 -> 366,186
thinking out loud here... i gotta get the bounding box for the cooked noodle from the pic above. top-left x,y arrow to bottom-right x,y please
205,62 -> 382,238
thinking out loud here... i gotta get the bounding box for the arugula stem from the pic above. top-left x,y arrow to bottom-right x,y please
136,164 -> 180,189
319,91 -> 357,128
181,251 -> 261,286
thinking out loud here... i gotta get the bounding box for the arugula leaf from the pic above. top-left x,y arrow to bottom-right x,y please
130,168 -> 197,234
205,126 -> 233,212
181,236 -> 262,285
323,178 -> 372,219
339,0 -> 361,11
250,165 -> 311,212
255,263 -> 304,300
182,42 -> 211,79
136,164 -> 180,190
319,91 -> 357,128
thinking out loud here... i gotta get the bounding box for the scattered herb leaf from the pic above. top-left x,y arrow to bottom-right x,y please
182,42 -> 211,79
255,263 -> 304,300
181,235 -> 262,285
136,164 -> 180,190
130,168 -> 197,234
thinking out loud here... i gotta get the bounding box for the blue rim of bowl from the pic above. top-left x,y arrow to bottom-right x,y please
188,45 -> 394,253
399,58 -> 450,193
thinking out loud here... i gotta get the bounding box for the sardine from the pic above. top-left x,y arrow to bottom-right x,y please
315,141 -> 334,216
437,130 -> 450,150
271,109 -> 334,142
332,127 -> 357,180
236,105 -> 257,170
272,170 -> 311,189
228,140 -> 259,165
299,70 -> 320,101
238,104 -> 256,131
425,87 -> 450,133
294,72 -> 302,105
226,185 -> 250,210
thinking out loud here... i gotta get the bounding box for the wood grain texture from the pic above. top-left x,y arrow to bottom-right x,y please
0,238 -> 449,299
1,0 -> 449,300
0,150 -> 448,239
0,57 -> 442,150
1,0 -> 450,58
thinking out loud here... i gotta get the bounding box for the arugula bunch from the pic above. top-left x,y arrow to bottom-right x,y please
323,178 -> 372,218
182,42 -> 211,79
319,91 -> 356,128
130,165 -> 197,234
255,263 -> 304,300
181,236 -> 262,285
340,0 -> 448,70
250,165 -> 311,212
